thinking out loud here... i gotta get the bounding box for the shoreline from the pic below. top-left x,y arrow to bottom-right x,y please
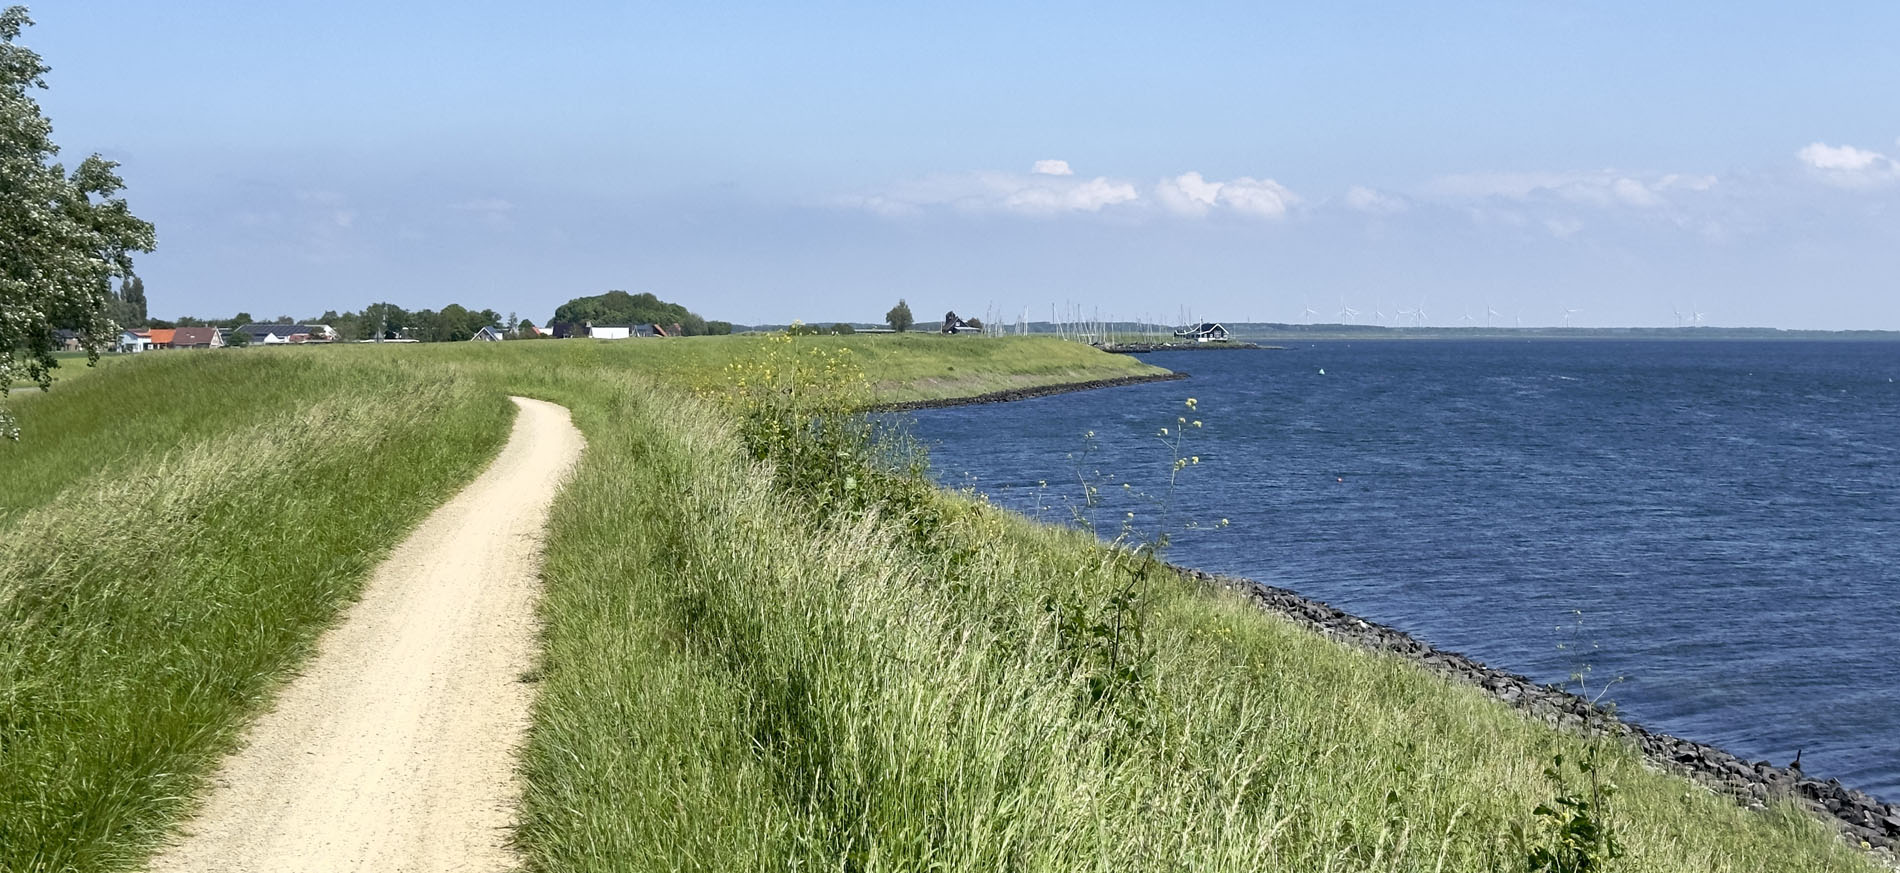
883,354 -> 1897,855
869,371 -> 1188,412
1177,566 -> 1900,853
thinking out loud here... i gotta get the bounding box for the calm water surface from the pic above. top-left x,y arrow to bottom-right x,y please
909,340 -> 1900,800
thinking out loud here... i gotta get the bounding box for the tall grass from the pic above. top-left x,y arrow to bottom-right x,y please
0,352 -> 511,871
0,338 -> 1879,871
516,352 -> 1877,871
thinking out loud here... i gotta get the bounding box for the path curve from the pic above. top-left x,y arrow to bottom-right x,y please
148,396 -> 585,873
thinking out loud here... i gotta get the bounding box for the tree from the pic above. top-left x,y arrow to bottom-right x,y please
886,299 -> 914,333
1,7 -> 156,438
516,318 -> 538,338
224,328 -> 250,347
706,320 -> 733,335
829,323 -> 855,335
964,317 -> 983,331
552,290 -> 712,335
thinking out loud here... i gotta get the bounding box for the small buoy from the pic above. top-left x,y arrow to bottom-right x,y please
1337,477 -> 1344,483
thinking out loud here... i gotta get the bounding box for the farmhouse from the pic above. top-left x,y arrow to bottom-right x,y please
1173,322 -> 1230,343
171,327 -> 224,349
470,326 -> 506,342
117,329 -> 151,353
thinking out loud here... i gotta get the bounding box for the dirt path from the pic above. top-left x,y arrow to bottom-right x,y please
147,396 -> 585,873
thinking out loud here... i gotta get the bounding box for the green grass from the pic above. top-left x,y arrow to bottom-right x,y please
5,350 -> 130,390
0,351 -> 514,870
0,336 -> 1880,871
513,374 -> 1877,872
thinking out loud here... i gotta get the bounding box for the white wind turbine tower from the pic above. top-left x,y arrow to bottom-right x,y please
1562,307 -> 1582,328
1338,298 -> 1359,323
1458,307 -> 1477,325
1413,300 -> 1430,327
1671,305 -> 1685,328
1486,303 -> 1502,328
1301,302 -> 1320,321
1692,306 -> 1709,326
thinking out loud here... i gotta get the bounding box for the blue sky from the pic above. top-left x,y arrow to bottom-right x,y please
25,1 -> 1900,328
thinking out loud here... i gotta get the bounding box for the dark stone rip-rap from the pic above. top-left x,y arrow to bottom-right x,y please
1176,566 -> 1900,856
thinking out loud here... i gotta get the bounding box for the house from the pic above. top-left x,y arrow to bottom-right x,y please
146,328 -> 176,349
236,323 -> 336,345
117,329 -> 151,353
1173,322 -> 1230,343
52,329 -> 83,351
548,322 -> 583,339
470,325 -> 506,342
171,327 -> 223,349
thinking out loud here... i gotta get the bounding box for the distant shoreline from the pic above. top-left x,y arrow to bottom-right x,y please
870,371 -> 1187,412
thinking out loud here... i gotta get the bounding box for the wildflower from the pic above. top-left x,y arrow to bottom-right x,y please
1191,456 -> 1199,464
1185,397 -> 1197,409
1192,420 -> 1202,428
1159,427 -> 1168,436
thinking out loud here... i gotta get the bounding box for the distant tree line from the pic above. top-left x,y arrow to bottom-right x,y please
136,290 -> 732,343
552,290 -> 730,336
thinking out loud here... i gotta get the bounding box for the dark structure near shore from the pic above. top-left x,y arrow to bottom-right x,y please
1182,568 -> 1900,853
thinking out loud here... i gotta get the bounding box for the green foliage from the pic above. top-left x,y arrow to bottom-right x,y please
223,328 -> 249,347
885,298 -> 914,332
552,290 -> 711,335
0,6 -> 156,438
1520,750 -> 1625,873
828,322 -> 855,335
0,351 -> 511,869
706,320 -> 734,335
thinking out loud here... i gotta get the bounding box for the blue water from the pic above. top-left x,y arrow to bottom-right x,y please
908,341 -> 1900,800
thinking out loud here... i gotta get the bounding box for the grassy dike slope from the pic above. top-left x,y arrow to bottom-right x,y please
507,341 -> 1877,872
0,336 -> 1156,872
0,336 -> 1877,871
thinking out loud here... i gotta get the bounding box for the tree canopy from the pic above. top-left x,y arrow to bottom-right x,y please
0,6 -> 155,437
886,299 -> 914,333
552,290 -> 710,336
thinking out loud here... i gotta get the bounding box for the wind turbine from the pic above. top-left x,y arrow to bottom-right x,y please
1338,298 -> 1359,323
1414,300 -> 1430,326
1486,303 -> 1502,328
1301,303 -> 1320,321
1458,308 -> 1477,325
1691,307 -> 1709,326
1562,307 -> 1581,328
1671,305 -> 1685,328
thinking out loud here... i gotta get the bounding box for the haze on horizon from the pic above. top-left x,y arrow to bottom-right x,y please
27,1 -> 1900,331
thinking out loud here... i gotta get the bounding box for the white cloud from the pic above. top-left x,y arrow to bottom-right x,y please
1155,171 -> 1298,219
1797,141 -> 1898,187
1424,170 -> 1708,209
1344,185 -> 1407,215
451,197 -> 518,227
840,166 -> 1295,220
838,170 -> 1138,217
1002,175 -> 1141,213
1032,159 -> 1074,176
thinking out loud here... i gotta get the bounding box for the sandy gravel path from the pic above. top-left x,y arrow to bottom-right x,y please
147,396 -> 584,873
